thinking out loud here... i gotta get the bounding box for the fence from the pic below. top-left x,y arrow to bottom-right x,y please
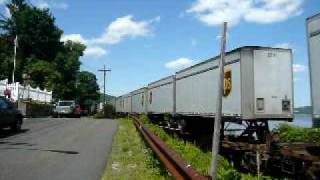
0,79 -> 52,103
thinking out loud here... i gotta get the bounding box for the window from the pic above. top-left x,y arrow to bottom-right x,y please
59,101 -> 74,106
0,98 -> 8,110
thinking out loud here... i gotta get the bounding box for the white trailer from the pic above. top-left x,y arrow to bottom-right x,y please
307,13 -> 320,120
175,46 -> 294,121
131,87 -> 148,114
115,96 -> 123,113
123,93 -> 132,113
147,76 -> 175,114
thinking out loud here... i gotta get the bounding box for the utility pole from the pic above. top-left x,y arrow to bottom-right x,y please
98,65 -> 111,114
12,35 -> 18,83
211,22 -> 228,179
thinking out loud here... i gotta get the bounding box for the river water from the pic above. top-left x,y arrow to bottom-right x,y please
225,114 -> 313,134
269,114 -> 313,129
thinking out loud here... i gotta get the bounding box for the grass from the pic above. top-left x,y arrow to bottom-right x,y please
101,118 -> 170,180
273,123 -> 320,144
139,115 -> 270,180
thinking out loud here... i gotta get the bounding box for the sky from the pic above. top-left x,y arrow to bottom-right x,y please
1,0 -> 319,107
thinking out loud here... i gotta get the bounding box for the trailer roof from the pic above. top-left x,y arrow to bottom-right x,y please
130,87 -> 147,95
306,13 -> 320,21
148,75 -> 174,86
176,46 -> 291,74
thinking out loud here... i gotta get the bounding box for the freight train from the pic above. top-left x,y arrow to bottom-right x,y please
116,46 -> 294,134
114,46 -> 320,179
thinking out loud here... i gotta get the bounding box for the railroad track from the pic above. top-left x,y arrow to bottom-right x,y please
132,116 -> 209,180
132,115 -> 320,179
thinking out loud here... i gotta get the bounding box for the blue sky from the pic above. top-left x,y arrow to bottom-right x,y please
1,0 -> 319,107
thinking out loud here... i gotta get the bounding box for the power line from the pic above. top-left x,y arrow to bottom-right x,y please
98,65 -> 111,113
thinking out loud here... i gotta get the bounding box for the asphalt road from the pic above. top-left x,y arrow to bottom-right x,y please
0,117 -> 118,180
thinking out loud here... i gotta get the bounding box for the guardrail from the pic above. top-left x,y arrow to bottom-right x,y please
132,116 -> 210,180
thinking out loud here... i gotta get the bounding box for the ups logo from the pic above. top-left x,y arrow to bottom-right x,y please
141,94 -> 144,107
224,70 -> 232,97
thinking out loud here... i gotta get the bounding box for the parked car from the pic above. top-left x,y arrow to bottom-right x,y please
52,100 -> 80,118
0,96 -> 23,131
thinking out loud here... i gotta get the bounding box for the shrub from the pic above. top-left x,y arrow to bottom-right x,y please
273,123 -> 320,144
92,103 -> 115,119
139,114 -> 242,179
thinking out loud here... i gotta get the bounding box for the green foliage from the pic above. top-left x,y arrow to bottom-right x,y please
103,103 -> 115,118
0,36 -> 13,80
92,104 -> 116,119
51,41 -> 86,99
273,123 -> 320,144
0,0 -> 92,103
102,118 -> 169,180
1,0 -> 63,83
139,115 -> 241,179
25,58 -> 60,89
76,71 -> 99,111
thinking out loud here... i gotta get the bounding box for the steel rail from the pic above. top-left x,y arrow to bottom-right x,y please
132,116 -> 210,180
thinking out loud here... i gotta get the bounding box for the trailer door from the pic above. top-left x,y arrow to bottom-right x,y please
253,49 -> 293,118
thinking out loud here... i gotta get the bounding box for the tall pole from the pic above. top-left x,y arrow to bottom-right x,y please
98,65 -> 111,114
211,22 -> 228,179
12,35 -> 18,83
104,65 -> 106,106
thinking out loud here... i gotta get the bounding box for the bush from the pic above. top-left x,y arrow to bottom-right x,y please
273,123 -> 320,144
18,100 -> 53,117
139,115 -> 242,179
92,103 -> 115,119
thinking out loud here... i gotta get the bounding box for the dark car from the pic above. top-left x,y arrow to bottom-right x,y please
0,96 -> 23,131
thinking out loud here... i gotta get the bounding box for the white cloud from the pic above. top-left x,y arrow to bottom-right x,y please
61,15 -> 159,59
90,15 -> 159,45
32,0 -> 68,10
187,0 -> 303,26
293,64 -> 307,73
61,34 -> 107,58
165,58 -> 195,70
61,34 -> 87,44
275,42 -> 292,49
0,0 -> 5,5
84,46 -> 108,58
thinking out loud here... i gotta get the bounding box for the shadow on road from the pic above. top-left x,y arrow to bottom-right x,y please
0,147 -> 79,155
0,129 -> 29,139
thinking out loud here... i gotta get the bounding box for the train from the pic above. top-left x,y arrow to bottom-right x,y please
115,46 -> 294,134
115,46 -> 294,125
114,46 -> 320,179
307,13 -> 320,125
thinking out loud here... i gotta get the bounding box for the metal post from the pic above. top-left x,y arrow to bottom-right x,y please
210,22 -> 228,179
12,35 -> 18,83
103,65 -> 106,107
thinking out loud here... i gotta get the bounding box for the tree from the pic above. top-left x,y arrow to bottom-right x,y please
76,71 -> 100,113
0,0 -> 63,83
0,36 -> 13,80
52,41 -> 85,99
0,0 -> 87,101
0,0 -> 101,108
